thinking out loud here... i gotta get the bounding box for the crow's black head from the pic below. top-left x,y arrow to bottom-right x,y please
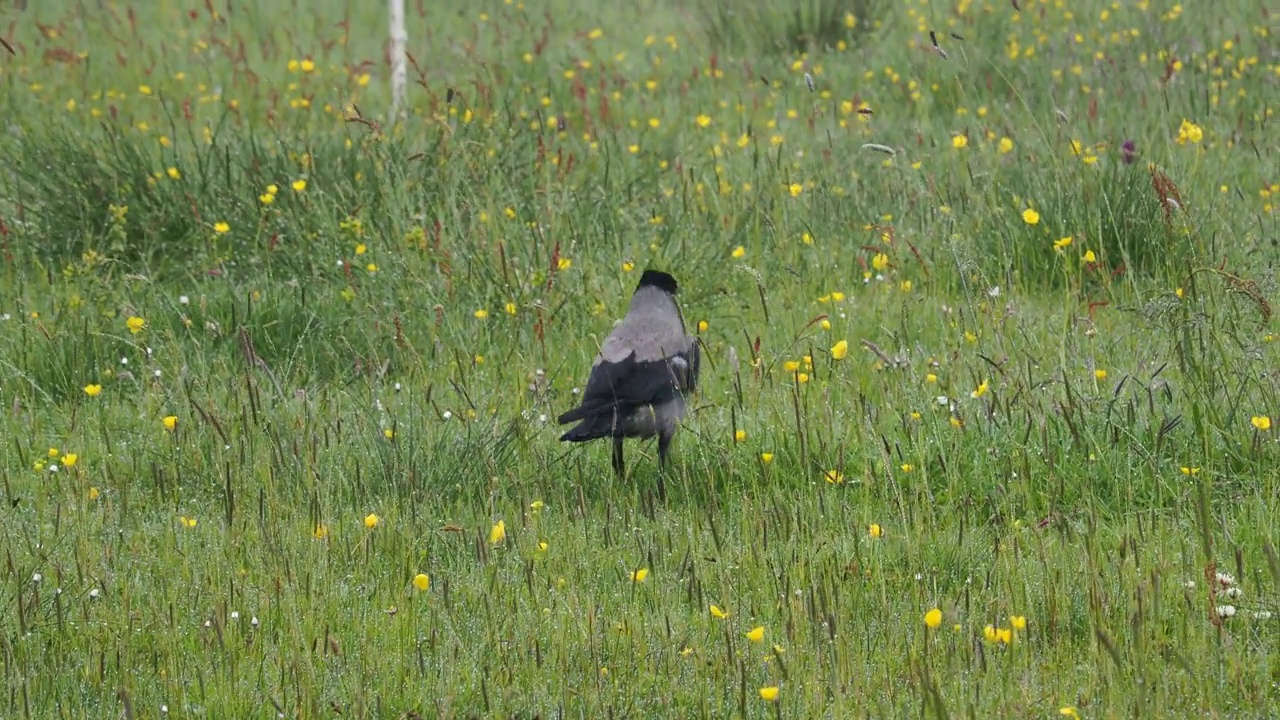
637,269 -> 678,294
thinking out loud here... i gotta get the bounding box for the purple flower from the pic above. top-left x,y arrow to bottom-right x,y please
1121,140 -> 1137,165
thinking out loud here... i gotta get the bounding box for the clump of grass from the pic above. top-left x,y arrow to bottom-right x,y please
697,0 -> 878,57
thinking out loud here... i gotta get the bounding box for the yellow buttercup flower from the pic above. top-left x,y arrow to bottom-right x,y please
830,339 -> 848,360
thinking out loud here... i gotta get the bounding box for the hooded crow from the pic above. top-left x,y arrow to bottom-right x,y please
558,270 -> 699,486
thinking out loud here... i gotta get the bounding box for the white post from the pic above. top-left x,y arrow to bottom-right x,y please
388,0 -> 407,126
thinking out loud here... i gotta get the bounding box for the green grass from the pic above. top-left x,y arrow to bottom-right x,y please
1,0 -> 1278,716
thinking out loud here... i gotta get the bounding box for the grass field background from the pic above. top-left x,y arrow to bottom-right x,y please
1,0 -> 1278,716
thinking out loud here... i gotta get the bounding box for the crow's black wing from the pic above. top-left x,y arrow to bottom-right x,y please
557,349 -> 693,425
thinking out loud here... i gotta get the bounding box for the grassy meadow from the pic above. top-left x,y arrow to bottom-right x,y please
2,0 -> 1279,716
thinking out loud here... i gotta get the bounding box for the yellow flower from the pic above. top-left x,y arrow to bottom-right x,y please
1176,118 -> 1203,145
490,519 -> 506,545
783,361 -> 801,373
830,339 -> 848,360
364,513 -> 379,529
1022,209 -> 1040,225
1060,707 -> 1080,719
872,253 -> 889,271
166,167 -> 181,180
731,245 -> 745,258
759,687 -> 779,702
413,573 -> 431,591
292,178 -> 307,192
824,470 -> 844,484
88,487 -> 100,500
300,58 -> 315,73
126,316 -> 146,334
366,263 -> 377,273
557,257 -> 572,271
61,453 -> 78,468
474,309 -> 489,319
1083,249 -> 1096,263
259,192 -> 275,205
632,568 -> 649,583
924,608 -> 942,629
504,302 -> 517,315
788,182 -> 803,197
84,383 -> 102,397
760,452 -> 774,464
983,625 -> 1012,644
312,524 -> 329,540
622,261 -> 634,272
1180,466 -> 1200,475
1094,369 -> 1107,380
697,320 -> 709,333
970,379 -> 989,399
1054,236 -> 1073,250
179,515 -> 197,529
998,137 -> 1014,154
48,447 -> 59,458
734,429 -> 747,443
926,373 -> 937,384
162,415 -> 178,431
951,134 -> 968,149
869,523 -> 883,538
530,500 -> 545,512
745,626 -> 765,642
383,428 -> 394,439
694,114 -> 711,128
1251,415 -> 1272,431
1010,615 -> 1027,630
710,604 -> 729,619
355,243 -> 367,255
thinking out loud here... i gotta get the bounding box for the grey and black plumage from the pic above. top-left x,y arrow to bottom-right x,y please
558,270 -> 699,484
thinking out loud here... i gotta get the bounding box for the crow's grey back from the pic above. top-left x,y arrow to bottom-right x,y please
597,286 -> 689,364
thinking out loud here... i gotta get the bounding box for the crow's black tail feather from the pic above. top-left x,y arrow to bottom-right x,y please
559,413 -> 616,442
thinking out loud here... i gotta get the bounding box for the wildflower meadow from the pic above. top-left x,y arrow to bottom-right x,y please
1,0 -> 1278,716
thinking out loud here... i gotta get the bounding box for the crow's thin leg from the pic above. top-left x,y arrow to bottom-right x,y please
655,431 -> 672,502
611,436 -> 625,478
